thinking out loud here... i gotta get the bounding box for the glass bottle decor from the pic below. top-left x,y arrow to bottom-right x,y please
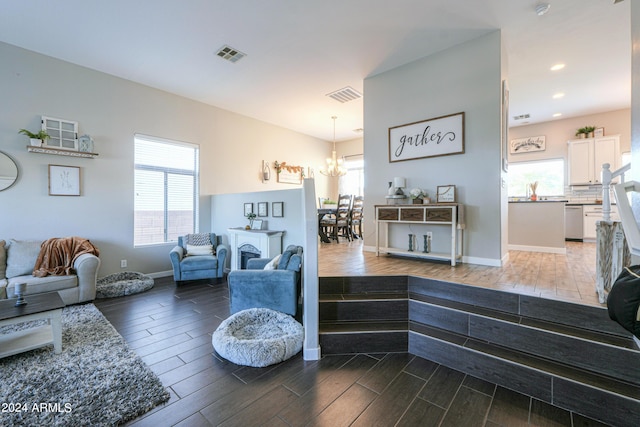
423,235 -> 430,253
387,182 -> 395,196
408,234 -> 414,252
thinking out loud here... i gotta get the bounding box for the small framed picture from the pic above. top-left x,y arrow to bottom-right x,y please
594,127 -> 605,138
244,203 -> 253,216
436,185 -> 456,203
49,165 -> 80,196
257,201 -> 268,217
272,201 -> 284,217
251,219 -> 263,230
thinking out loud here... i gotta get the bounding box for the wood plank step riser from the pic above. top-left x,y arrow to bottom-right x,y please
408,277 -> 629,338
319,276 -> 408,295
409,331 -> 640,427
319,300 -> 408,323
410,300 -> 640,385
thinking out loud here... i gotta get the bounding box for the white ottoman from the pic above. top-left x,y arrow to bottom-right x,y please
212,308 -> 303,367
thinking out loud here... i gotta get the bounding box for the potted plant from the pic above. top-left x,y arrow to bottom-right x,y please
19,128 -> 50,147
245,212 -> 257,230
584,126 -> 596,138
410,188 -> 426,204
322,200 -> 337,209
575,127 -> 587,139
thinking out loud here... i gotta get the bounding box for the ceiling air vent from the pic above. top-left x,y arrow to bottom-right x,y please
513,114 -> 530,121
326,86 -> 362,103
215,45 -> 246,63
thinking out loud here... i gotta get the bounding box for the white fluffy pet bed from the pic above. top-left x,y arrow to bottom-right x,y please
96,272 -> 154,298
212,308 -> 303,367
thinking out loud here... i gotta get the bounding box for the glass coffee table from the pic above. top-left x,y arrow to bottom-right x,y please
0,291 -> 64,358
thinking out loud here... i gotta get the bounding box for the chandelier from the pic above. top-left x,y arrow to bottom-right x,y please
320,116 -> 347,177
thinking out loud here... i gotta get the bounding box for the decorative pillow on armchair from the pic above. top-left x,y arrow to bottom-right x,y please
184,233 -> 216,256
186,244 -> 214,256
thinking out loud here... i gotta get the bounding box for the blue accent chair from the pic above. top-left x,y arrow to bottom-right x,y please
227,245 -> 303,317
169,233 -> 228,284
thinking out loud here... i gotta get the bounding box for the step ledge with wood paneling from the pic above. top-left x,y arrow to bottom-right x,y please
409,323 -> 640,427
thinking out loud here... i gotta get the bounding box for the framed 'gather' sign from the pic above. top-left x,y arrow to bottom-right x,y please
388,112 -> 465,163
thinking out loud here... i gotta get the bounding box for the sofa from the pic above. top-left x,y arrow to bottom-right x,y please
0,239 -> 101,305
227,245 -> 303,317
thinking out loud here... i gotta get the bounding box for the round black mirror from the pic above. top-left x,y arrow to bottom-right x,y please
0,151 -> 19,191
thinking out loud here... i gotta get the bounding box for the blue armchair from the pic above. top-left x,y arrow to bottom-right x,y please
227,245 -> 303,316
169,233 -> 228,285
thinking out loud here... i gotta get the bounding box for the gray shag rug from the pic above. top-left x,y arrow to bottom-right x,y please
0,304 -> 169,426
212,307 -> 303,368
96,272 -> 154,298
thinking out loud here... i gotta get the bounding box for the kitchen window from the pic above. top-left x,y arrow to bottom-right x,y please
508,158 -> 564,198
134,134 -> 199,246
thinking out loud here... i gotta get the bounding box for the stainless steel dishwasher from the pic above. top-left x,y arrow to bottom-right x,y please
564,204 -> 583,240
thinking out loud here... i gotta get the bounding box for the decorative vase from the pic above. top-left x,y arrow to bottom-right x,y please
387,182 -> 395,196
530,193 -> 537,201
408,234 -> 414,252
423,235 -> 430,253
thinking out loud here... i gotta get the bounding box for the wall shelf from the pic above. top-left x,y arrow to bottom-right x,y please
27,145 -> 98,158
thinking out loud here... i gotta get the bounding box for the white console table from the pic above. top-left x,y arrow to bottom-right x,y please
227,228 -> 284,271
375,204 -> 464,266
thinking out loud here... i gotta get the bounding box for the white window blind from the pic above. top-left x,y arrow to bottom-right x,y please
134,135 -> 199,246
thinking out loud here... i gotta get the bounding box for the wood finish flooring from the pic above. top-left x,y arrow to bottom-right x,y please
94,240 -> 607,426
319,240 -> 601,307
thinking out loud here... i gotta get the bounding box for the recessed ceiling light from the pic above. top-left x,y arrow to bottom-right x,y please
553,113 -> 562,117
552,92 -> 565,99
550,63 -> 565,71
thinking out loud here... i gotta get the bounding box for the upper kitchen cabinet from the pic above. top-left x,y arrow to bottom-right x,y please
568,135 -> 620,185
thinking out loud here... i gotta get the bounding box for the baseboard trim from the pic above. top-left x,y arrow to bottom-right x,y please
148,270 -> 173,279
508,244 -> 566,254
304,345 -> 321,361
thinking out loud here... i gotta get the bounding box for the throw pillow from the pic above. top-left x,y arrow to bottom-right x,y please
0,240 -> 6,279
263,254 -> 282,270
185,233 -> 212,246
6,239 -> 42,278
186,244 -> 214,256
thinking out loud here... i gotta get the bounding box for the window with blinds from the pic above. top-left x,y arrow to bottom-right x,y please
134,135 -> 199,246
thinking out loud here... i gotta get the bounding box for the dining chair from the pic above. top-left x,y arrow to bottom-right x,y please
320,194 -> 352,242
350,196 -> 364,239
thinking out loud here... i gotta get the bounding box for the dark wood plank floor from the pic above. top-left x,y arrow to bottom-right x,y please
95,277 -> 607,427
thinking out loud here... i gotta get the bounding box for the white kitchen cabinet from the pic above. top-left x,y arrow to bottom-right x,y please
583,205 -> 619,240
568,135 -> 620,185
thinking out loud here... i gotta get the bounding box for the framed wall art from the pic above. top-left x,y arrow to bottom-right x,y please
510,136 -> 546,154
244,203 -> 254,216
258,202 -> 268,217
388,112 -> 465,163
272,201 -> 284,217
49,164 -> 80,196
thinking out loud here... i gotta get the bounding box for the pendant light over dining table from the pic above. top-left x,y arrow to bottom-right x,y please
320,116 -> 347,177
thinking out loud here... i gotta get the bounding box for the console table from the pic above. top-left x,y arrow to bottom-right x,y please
375,204 -> 464,266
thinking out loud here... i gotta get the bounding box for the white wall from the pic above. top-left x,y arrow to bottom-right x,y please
0,42 -> 330,276
210,187 -> 306,270
363,31 -> 504,265
509,108 -> 631,168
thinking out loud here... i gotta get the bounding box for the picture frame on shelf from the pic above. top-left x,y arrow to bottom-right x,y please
244,203 -> 253,216
272,201 -> 284,217
436,185 -> 456,203
251,219 -> 263,230
48,164 -> 80,196
594,127 -> 605,138
257,201 -> 268,217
